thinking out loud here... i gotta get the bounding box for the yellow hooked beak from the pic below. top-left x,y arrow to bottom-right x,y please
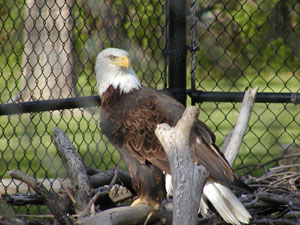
112,55 -> 130,69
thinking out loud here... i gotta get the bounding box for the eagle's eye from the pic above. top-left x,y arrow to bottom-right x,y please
110,55 -> 118,60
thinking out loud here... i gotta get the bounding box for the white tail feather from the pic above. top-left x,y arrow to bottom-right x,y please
199,197 -> 209,216
202,181 -> 241,225
165,175 -> 251,225
201,180 -> 251,225
214,182 -> 251,224
165,173 -> 173,199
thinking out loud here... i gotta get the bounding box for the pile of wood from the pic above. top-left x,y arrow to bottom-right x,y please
238,146 -> 300,225
1,154 -> 300,225
1,132 -> 300,225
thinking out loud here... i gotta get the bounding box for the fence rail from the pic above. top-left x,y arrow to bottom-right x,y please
1,91 -> 299,116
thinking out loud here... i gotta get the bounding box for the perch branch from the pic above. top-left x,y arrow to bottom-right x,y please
222,87 -> 258,166
155,106 -> 208,225
79,204 -> 161,225
52,127 -> 93,214
1,169 -> 132,195
0,217 -> 26,225
7,170 -> 73,225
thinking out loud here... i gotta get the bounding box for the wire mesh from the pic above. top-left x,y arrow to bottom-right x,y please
190,0 -> 300,174
0,0 -> 166,214
0,0 -> 299,215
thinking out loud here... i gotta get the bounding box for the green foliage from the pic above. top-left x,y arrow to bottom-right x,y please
197,100 -> 299,176
0,109 -> 121,179
195,0 -> 300,87
71,0 -> 166,97
0,0 -> 24,103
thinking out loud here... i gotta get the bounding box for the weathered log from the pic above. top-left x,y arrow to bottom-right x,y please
1,193 -> 43,205
222,87 -> 258,166
0,178 -> 71,195
155,106 -> 208,225
1,168 -> 133,210
79,204 -> 162,225
258,193 -> 300,206
0,217 -> 26,225
52,127 -> 93,214
251,218 -> 295,225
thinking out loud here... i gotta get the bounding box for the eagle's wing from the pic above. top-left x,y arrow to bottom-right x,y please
191,125 -> 235,184
101,86 -> 245,188
120,89 -> 176,173
122,88 -> 238,186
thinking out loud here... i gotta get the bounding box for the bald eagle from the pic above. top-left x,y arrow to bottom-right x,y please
95,48 -> 252,225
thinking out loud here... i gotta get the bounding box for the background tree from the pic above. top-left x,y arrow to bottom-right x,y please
10,0 -> 74,102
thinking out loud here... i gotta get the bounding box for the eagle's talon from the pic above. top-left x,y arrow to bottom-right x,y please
131,198 -> 160,210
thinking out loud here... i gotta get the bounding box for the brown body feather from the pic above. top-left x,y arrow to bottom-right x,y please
100,86 -> 246,195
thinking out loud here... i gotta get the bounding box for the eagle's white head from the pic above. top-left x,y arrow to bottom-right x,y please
95,48 -> 141,97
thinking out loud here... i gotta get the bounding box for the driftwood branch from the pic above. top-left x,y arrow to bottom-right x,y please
1,193 -> 43,205
1,167 -> 133,211
222,87 -> 258,166
1,90 -> 258,224
1,168 -> 132,195
79,204 -> 162,225
52,127 -> 93,214
7,170 -> 73,225
155,106 -> 208,225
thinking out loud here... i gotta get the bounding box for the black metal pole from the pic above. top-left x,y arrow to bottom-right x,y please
0,96 -> 101,116
168,0 -> 187,105
189,91 -> 300,104
0,92 -> 299,116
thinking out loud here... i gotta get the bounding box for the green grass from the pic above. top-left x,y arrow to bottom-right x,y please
0,82 -> 299,182
188,68 -> 300,176
0,109 -> 122,179
196,101 -> 299,176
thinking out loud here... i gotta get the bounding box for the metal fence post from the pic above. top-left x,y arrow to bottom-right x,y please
168,0 -> 187,106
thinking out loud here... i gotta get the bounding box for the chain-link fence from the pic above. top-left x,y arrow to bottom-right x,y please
189,0 -> 300,176
0,0 -> 299,214
1,0 -> 167,214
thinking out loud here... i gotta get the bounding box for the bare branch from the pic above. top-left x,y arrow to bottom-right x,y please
1,193 -> 43,205
7,170 -> 73,225
58,178 -> 76,204
79,204 -> 162,225
52,127 -> 93,214
222,87 -> 258,166
155,106 -> 208,225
